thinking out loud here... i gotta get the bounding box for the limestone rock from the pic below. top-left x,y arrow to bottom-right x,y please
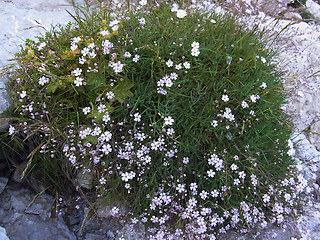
0,226 -> 10,240
307,121 -> 320,151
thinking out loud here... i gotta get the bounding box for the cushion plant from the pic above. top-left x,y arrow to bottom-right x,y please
1,1 -> 306,239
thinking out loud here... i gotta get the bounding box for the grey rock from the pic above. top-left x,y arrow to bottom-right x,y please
0,183 -> 76,240
0,177 -> 8,195
106,230 -> 115,238
116,224 -> 145,240
76,169 -> 93,189
0,226 -> 10,240
96,201 -> 128,219
307,120 -> 320,151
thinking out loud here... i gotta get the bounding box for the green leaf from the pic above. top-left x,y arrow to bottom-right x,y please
85,136 -> 98,144
113,79 -> 134,103
47,81 -> 59,93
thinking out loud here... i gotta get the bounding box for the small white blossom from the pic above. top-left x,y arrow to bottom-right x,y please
100,30 -> 109,36
106,91 -> 115,100
175,63 -> 182,70
139,17 -> 146,25
72,68 -> 82,76
260,82 -> 267,89
207,169 -> 216,178
133,113 -> 141,122
191,42 -> 200,49
164,116 -> 174,126
222,94 -> 229,102
176,9 -> 187,19
191,48 -> 200,57
183,157 -> 189,164
263,194 -> 270,203
211,120 -> 218,127
183,61 -> 191,69
20,91 -> 27,99
9,125 -> 15,135
74,77 -> 84,87
133,54 -> 140,62
241,101 -> 249,108
83,107 -> 91,115
38,42 -> 46,51
166,59 -> 173,67
171,3 -> 179,12
38,76 -> 49,86
123,52 -> 131,58
139,0 -> 147,6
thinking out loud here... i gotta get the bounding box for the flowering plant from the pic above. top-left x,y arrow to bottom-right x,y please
1,1 -> 309,239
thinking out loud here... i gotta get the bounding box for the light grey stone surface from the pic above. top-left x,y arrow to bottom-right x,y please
0,226 -> 10,240
0,184 -> 77,240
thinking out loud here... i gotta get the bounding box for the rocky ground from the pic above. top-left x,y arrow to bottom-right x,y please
1,0 -> 320,239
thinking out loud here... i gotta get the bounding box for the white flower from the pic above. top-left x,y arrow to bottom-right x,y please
134,113 -> 141,122
81,47 -> 90,56
183,157 -> 189,164
175,63 -> 182,70
167,128 -> 175,135
176,184 -> 186,193
109,19 -> 119,27
241,101 -> 249,108
101,144 -> 112,154
260,82 -> 267,89
176,9 -> 187,19
200,190 -> 208,200
191,48 -> 200,57
98,104 -> 106,113
111,61 -> 124,73
164,116 -> 174,126
103,113 -> 110,123
123,52 -> 131,58
100,30 -> 109,36
72,36 -> 81,44
99,177 -> 106,185
250,95 -> 258,103
74,77 -> 84,87
207,169 -> 216,178
166,59 -> 173,67
191,41 -> 200,49
171,3 -> 179,12
133,54 -> 140,62
110,207 -> 119,216
8,125 -> 15,135
38,42 -> 46,51
72,68 -> 82,77
106,91 -> 115,100
88,43 -> 95,49
139,0 -> 147,6
263,194 -> 270,203
211,120 -> 218,127
222,94 -> 229,102
38,76 -> 49,86
83,107 -> 91,115
139,17 -> 146,25
183,61 -> 191,69
70,43 -> 78,51
230,164 -> 238,171
112,25 -> 119,31
20,91 -> 27,99
79,56 -> 86,65
239,171 -> 246,179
